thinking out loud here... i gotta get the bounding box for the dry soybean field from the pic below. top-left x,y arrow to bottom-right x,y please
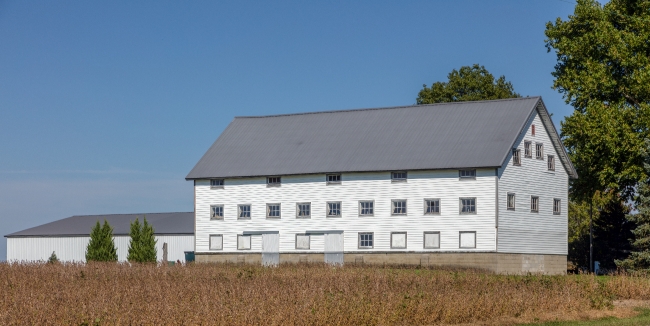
2,262 -> 650,325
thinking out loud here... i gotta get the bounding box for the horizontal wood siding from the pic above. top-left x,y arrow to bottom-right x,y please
497,111 -> 568,255
6,236 -> 194,262
195,169 -> 497,254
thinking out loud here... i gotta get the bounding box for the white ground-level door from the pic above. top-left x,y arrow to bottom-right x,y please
324,232 -> 344,265
261,233 -> 279,266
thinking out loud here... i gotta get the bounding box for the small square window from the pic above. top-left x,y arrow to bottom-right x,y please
237,235 -> 251,250
524,141 -> 532,158
238,205 -> 251,219
391,171 -> 407,182
531,196 -> 539,213
390,232 -> 407,249
267,176 -> 281,186
210,179 -> 224,188
210,205 -> 224,219
459,231 -> 476,248
536,143 -> 544,160
513,149 -> 521,166
548,155 -> 555,171
209,234 -> 223,250
327,202 -> 341,217
460,198 -> 476,214
507,193 -> 515,210
424,199 -> 440,215
295,234 -> 310,250
358,232 -> 373,249
459,169 -> 476,179
391,200 -> 407,215
326,174 -> 341,184
267,203 -> 281,218
359,201 -> 374,216
554,198 -> 561,215
424,232 -> 440,249
296,203 -> 311,218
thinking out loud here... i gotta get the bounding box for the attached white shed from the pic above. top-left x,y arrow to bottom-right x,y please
5,212 -> 194,263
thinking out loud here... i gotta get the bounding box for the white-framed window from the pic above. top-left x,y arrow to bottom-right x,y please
296,202 -> 311,218
531,196 -> 539,213
209,234 -> 223,250
391,171 -> 407,182
536,143 -> 544,159
210,205 -> 224,219
295,234 -> 310,250
424,199 -> 440,215
237,234 -> 251,250
391,199 -> 407,215
326,174 -> 341,184
548,155 -> 555,171
460,197 -> 476,214
390,232 -> 407,249
359,201 -> 374,216
459,169 -> 476,179
238,204 -> 251,219
267,176 -> 281,186
424,232 -> 440,249
554,198 -> 561,215
327,202 -> 341,217
524,141 -> 532,158
358,232 -> 374,249
459,231 -> 476,248
507,193 -> 515,210
267,203 -> 281,218
210,179 -> 224,188
513,149 -> 521,166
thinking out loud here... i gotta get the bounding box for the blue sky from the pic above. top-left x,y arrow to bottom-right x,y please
0,0 -> 576,260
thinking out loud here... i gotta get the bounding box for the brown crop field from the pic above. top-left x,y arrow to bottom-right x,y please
2,262 -> 650,325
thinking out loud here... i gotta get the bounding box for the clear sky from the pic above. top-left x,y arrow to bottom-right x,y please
0,0 -> 577,260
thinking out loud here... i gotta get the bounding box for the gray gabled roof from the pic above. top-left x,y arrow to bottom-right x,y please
186,97 -> 577,179
5,212 -> 194,238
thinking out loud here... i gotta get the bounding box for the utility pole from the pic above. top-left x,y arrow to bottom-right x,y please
590,199 -> 593,273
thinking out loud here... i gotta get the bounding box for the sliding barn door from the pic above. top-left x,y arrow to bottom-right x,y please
324,233 -> 344,265
261,233 -> 279,266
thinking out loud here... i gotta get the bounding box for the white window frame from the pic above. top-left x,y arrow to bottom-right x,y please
531,196 -> 539,213
390,232 -> 407,249
507,193 -> 515,211
391,171 -> 407,182
548,155 -> 555,171
424,198 -> 440,215
267,203 -> 281,218
513,149 -> 521,166
209,234 -> 223,250
358,232 -> 374,249
210,205 -> 224,220
391,199 -> 407,215
423,232 -> 441,249
524,141 -> 532,158
210,179 -> 224,188
237,234 -> 251,250
554,198 -> 561,215
267,176 -> 281,187
459,169 -> 476,180
295,234 -> 310,250
459,231 -> 476,249
358,201 -> 374,216
296,202 -> 311,219
327,201 -> 341,218
326,174 -> 341,184
536,143 -> 544,160
460,197 -> 476,214
238,204 -> 251,220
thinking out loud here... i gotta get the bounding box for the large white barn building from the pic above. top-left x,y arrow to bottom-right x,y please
186,97 -> 577,274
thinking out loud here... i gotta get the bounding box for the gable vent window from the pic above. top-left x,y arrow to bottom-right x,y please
532,124 -> 536,136
210,179 -> 224,188
460,198 -> 476,214
267,177 -> 281,186
507,193 -> 515,210
554,199 -> 561,215
531,196 -> 539,213
513,149 -> 521,166
548,155 -> 555,171
359,201 -> 374,216
327,202 -> 341,217
392,200 -> 407,215
391,171 -> 407,182
296,203 -> 311,218
238,204 -> 251,219
210,205 -> 224,219
326,174 -> 341,184
267,203 -> 281,218
425,199 -> 440,215
524,141 -> 532,158
536,143 -> 544,160
459,169 -> 476,179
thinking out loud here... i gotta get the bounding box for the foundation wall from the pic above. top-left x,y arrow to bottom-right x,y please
196,252 -> 567,274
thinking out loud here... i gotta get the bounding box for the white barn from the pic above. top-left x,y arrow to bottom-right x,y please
186,97 -> 577,274
5,212 -> 194,263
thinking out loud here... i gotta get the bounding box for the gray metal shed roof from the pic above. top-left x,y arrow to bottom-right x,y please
186,97 -> 577,179
5,212 -> 193,238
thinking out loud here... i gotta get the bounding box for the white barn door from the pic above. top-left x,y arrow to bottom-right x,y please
324,232 -> 344,265
261,233 -> 279,266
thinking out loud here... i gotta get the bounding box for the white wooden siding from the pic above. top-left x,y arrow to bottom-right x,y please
7,235 -> 195,263
497,110 -> 569,255
195,169 -> 497,254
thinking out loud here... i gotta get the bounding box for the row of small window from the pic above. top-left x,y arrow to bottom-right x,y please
507,194 -> 562,214
512,142 -> 555,171
208,231 -> 477,250
210,170 -> 479,188
210,198 -> 475,219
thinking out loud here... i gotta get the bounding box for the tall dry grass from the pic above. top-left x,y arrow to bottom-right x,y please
0,262 -> 648,325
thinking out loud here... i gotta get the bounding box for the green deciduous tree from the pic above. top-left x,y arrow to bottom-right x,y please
127,217 -> 157,263
85,220 -> 118,262
416,64 -> 520,104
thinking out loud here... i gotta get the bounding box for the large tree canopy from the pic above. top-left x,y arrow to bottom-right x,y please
416,64 -> 520,104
